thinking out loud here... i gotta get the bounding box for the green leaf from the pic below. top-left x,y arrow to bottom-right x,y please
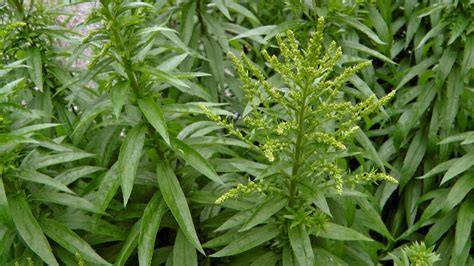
395,57 -> 438,90
415,21 -> 449,49
436,46 -> 457,87
203,36 -> 225,85
173,229 -> 198,266
0,177 -> 12,227
156,162 -> 204,254
0,229 -> 15,260
250,251 -> 279,266
52,166 -> 105,187
441,153 -> 474,184
417,159 -> 456,180
111,81 -> 129,119
119,2 -> 157,13
171,137 -> 222,184
26,47 -> 43,92
93,163 -> 120,221
0,78 -> 24,96
417,189 -> 449,224
318,222 -> 373,241
139,66 -> 189,88
201,13 -> 229,52
454,200 -> 474,256
355,128 -> 385,171
425,209 -> 457,245
39,218 -> 110,265
202,230 -> 240,248
227,2 -> 260,24
461,35 -> 474,76
71,99 -> 112,145
138,98 -> 170,145
9,195 -> 58,266
157,53 -> 189,71
215,209 -> 253,232
240,196 -> 287,231
162,102 -> 233,116
313,248 -> 348,265
282,245 -> 296,266
448,15 -> 469,45
30,192 -> 105,214
119,125 -> 146,206
22,151 -> 94,170
333,15 -> 385,45
210,224 -> 280,257
230,25 -> 277,42
180,0 -> 196,45
212,0 -> 232,20
400,130 -> 427,189
115,220 -> 141,266
138,192 -> 167,266
342,41 -> 395,64
16,169 -> 73,194
289,225 -> 314,266
12,123 -> 60,136
357,198 -> 394,241
441,174 -> 474,213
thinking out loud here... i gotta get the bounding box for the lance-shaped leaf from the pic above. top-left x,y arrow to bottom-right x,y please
22,151 -> 94,170
15,169 -> 73,194
318,222 -> 373,241
0,177 -> 12,228
170,137 -> 222,184
30,192 -> 106,215
119,125 -> 146,206
39,218 -> 110,265
115,220 -> 141,266
173,229 -> 198,266
26,47 -> 43,92
240,196 -> 287,231
138,98 -> 170,145
93,163 -> 120,224
156,162 -> 204,254
138,192 -> 168,266
9,195 -> 58,266
289,225 -> 314,266
210,224 -> 280,257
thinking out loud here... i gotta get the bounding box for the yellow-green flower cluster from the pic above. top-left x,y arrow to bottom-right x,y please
0,22 -> 26,57
89,41 -> 112,68
228,52 -> 266,106
261,138 -> 287,162
76,252 -> 85,266
305,131 -> 346,150
243,115 -> 268,129
199,104 -> 257,149
215,181 -> 264,204
352,169 -> 398,184
275,121 -> 292,135
311,160 -> 346,194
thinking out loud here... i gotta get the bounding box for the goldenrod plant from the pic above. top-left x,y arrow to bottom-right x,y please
201,17 -> 397,264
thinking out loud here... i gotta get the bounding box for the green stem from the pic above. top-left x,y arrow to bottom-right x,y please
289,82 -> 310,204
102,5 -> 139,96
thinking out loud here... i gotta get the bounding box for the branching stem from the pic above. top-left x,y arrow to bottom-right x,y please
289,80 -> 310,204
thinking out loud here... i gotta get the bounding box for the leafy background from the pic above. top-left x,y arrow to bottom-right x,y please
0,0 -> 472,265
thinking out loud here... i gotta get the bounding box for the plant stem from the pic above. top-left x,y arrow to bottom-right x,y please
289,81 -> 310,204
105,6 -> 140,97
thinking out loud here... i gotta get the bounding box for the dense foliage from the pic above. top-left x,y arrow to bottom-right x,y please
0,0 -> 472,265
